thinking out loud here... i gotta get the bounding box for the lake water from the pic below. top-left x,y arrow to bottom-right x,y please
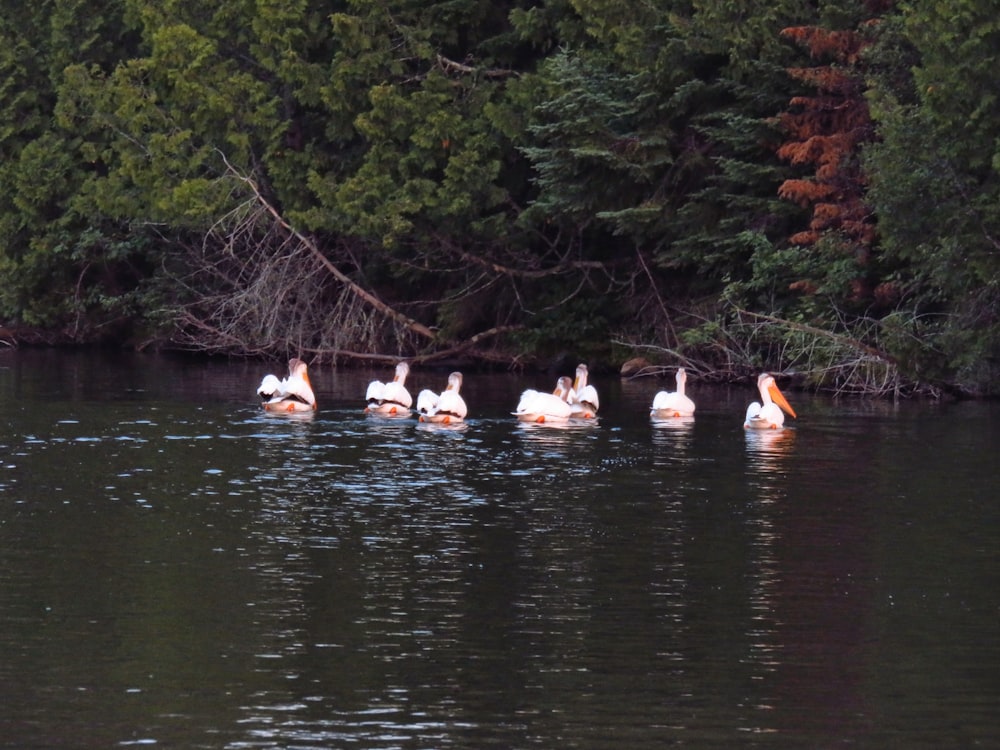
1,349 -> 997,748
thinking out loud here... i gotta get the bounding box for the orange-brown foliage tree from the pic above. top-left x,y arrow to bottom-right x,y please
776,12 -> 885,300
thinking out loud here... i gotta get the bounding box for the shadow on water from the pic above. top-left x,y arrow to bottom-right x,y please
0,349 -> 997,748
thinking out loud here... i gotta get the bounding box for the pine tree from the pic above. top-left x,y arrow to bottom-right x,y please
775,21 -> 877,300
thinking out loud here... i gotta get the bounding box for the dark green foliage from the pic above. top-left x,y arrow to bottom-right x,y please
520,50 -> 656,233
0,0 -> 998,392
0,0 -> 151,336
864,0 -> 1000,394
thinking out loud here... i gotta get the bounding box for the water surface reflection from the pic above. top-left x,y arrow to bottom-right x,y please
0,350 -> 996,748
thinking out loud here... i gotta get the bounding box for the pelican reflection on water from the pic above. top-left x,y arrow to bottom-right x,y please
744,427 -> 796,501
516,418 -> 600,458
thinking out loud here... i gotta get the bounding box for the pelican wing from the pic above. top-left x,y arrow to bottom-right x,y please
514,389 -> 540,414
381,381 -> 413,408
365,379 -> 385,404
744,401 -> 763,426
515,391 -> 572,421
651,391 -> 673,410
760,402 -> 787,427
575,384 -> 599,411
257,374 -> 283,400
283,379 -> 314,405
744,400 -> 785,429
283,372 -> 315,407
542,393 -> 573,419
436,390 -> 468,419
416,388 -> 439,415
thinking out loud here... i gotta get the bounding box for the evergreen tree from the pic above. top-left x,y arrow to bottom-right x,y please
0,0 -> 144,336
866,0 -> 1000,393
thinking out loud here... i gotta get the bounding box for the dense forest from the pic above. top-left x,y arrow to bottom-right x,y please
1,0 -> 998,396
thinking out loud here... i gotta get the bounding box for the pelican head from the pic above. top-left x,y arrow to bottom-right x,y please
554,376 -> 574,401
758,373 -> 796,418
289,357 -> 311,384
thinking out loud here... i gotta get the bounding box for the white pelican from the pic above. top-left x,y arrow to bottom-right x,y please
513,376 -> 574,423
365,361 -> 414,417
417,371 -> 468,424
651,367 -> 695,419
569,363 -> 599,419
257,358 -> 317,413
744,373 -> 797,430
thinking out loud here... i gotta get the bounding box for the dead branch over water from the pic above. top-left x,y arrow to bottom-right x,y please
165,160 -> 530,364
616,305 -> 931,398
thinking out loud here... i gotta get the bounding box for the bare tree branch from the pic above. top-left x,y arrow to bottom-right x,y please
436,54 -> 520,80
218,153 -> 436,341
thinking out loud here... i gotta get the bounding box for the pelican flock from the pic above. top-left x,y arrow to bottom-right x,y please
257,358 -> 317,413
255,360 -> 801,431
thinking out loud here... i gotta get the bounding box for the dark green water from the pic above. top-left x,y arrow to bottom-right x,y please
1,350 -> 996,748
